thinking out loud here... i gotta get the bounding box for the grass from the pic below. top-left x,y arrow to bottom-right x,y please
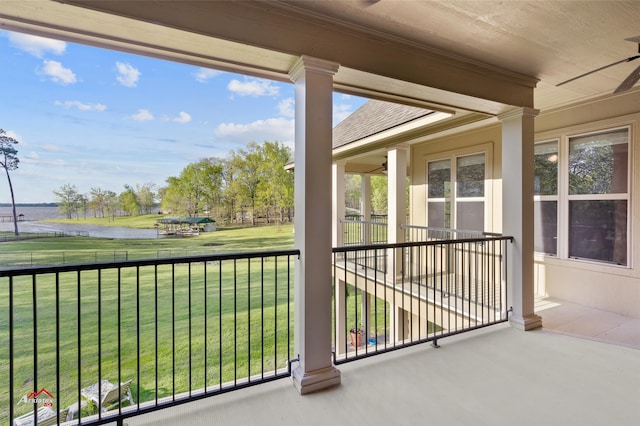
0,223 -> 296,425
0,221 -> 295,268
46,213 -> 171,229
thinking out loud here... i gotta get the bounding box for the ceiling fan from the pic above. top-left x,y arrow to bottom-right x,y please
366,156 -> 387,174
556,36 -> 640,94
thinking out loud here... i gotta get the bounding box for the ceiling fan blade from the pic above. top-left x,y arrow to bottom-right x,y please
556,55 -> 640,87
613,63 -> 640,93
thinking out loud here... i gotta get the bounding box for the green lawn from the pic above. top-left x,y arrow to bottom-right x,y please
0,220 -> 295,268
0,224 -> 296,424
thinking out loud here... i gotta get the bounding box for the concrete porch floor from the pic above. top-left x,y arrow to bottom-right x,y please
129,299 -> 640,426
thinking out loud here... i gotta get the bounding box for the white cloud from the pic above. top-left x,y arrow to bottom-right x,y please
228,78 -> 280,97
9,32 -> 66,58
278,98 -> 295,118
172,112 -> 192,124
54,100 -> 107,111
41,60 -> 77,84
41,144 -> 62,152
194,68 -> 222,83
116,62 -> 141,87
333,103 -> 355,124
214,117 -> 294,145
4,130 -> 22,141
24,152 -> 40,160
132,109 -> 154,122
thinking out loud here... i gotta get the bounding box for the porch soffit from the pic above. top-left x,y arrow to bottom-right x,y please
0,0 -> 535,115
332,112 -> 494,166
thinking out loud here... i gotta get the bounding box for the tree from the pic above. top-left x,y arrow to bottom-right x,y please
53,184 -> 80,219
344,174 -> 362,213
370,175 -> 387,214
136,183 -> 157,214
119,185 -> 140,216
233,142 -> 263,225
89,187 -> 107,217
0,129 -> 20,236
104,190 -> 119,221
257,141 -> 293,223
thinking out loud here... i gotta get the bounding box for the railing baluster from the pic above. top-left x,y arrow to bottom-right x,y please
218,259 -> 222,391
136,266 -> 141,412
154,264 -> 159,406
247,257 -> 251,382
204,261 -> 208,394
118,267 -> 122,415
98,268 -> 102,421
32,274 -> 37,423
172,263 -> 176,400
9,276 -> 14,426
188,262 -> 192,397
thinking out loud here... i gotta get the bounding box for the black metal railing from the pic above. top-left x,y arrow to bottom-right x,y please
402,224 -> 501,241
341,217 -> 388,246
332,235 -> 512,363
0,249 -> 240,269
1,249 -> 298,426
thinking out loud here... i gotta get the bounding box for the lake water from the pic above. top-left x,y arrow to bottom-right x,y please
0,206 -> 161,239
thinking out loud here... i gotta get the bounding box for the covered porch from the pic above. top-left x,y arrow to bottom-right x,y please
1,2 -> 639,425
128,306 -> 640,425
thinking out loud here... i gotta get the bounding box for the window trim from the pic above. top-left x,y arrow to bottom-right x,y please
534,138 -> 559,256
425,143 -> 493,232
534,125 -> 632,268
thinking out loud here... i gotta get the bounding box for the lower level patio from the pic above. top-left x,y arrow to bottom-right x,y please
128,301 -> 640,426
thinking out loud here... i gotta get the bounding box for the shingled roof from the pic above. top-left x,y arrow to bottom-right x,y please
333,100 -> 433,149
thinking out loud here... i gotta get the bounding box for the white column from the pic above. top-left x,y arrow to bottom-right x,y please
361,174 -> 371,244
332,161 -> 346,248
387,146 -> 408,342
387,146 -> 408,277
499,107 -> 542,331
387,146 -> 408,244
289,56 -> 341,394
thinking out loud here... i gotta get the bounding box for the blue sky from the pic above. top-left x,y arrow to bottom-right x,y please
0,30 -> 367,203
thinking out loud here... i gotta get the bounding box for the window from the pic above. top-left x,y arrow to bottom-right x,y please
427,159 -> 451,228
534,141 -> 558,255
427,152 -> 486,232
534,127 -> 630,266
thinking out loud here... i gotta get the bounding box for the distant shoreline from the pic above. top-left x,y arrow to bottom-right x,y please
0,203 -> 58,207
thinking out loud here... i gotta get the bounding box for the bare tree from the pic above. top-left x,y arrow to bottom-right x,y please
0,129 -> 20,236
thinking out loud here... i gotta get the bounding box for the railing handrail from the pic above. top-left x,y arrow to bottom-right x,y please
333,235 -> 513,253
400,224 -> 502,237
340,218 -> 388,225
0,248 -> 300,276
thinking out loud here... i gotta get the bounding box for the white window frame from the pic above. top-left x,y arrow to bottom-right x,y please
425,143 -> 493,232
533,139 -> 559,256
535,125 -> 632,267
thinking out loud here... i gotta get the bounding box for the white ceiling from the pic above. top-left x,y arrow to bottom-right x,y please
284,0 -> 640,110
1,1 -> 639,114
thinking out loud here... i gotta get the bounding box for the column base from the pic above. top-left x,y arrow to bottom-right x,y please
509,313 -> 543,331
291,365 -> 341,395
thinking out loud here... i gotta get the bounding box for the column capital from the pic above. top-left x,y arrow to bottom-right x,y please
289,55 -> 340,82
497,106 -> 540,122
386,144 -> 410,153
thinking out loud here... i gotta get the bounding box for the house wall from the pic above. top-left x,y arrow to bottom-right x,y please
533,90 -> 640,318
410,123 -> 503,233
409,90 -> 640,318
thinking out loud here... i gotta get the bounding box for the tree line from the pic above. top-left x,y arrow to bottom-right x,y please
53,141 -> 294,224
